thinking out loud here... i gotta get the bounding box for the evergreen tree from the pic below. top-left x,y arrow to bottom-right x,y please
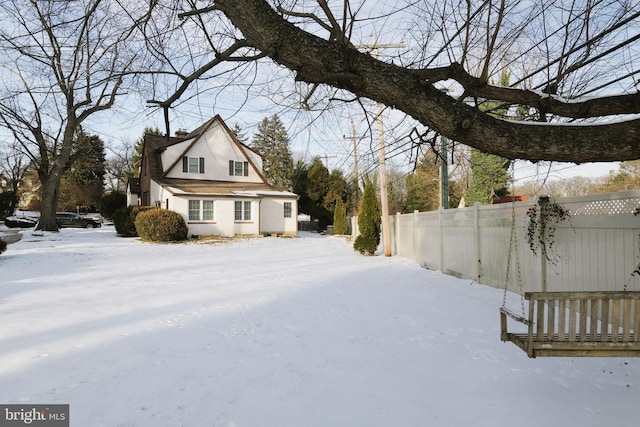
353,178 -> 381,255
231,123 -> 248,144
333,197 -> 347,234
466,71 -> 514,205
466,149 -> 511,205
326,169 -> 349,212
305,157 -> 332,228
292,157 -> 351,230
251,115 -> 294,190
292,159 -> 312,212
306,158 -> 331,205
58,130 -> 105,211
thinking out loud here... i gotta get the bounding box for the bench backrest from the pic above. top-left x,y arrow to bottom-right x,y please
524,291 -> 640,343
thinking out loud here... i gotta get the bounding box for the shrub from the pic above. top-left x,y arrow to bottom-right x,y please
0,238 -> 6,255
135,208 -> 188,242
333,197 -> 348,235
113,205 -> 155,237
99,192 -> 126,220
353,179 -> 381,255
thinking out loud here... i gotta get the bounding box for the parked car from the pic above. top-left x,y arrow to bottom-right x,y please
56,212 -> 102,228
4,215 -> 38,228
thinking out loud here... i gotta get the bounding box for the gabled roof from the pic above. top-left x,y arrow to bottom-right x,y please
128,178 -> 140,193
140,115 -> 291,196
157,115 -> 266,184
142,134 -> 186,182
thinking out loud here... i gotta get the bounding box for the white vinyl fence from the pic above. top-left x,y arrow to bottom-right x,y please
355,190 -> 640,294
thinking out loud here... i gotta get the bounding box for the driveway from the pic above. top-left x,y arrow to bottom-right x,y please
1,229 -> 22,244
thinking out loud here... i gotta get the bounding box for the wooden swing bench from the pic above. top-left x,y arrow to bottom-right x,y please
500,291 -> 640,358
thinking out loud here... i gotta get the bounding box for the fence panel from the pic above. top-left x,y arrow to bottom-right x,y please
379,191 -> 640,293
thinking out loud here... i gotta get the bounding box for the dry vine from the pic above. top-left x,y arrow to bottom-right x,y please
526,196 -> 571,265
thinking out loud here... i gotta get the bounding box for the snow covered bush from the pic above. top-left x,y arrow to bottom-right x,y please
135,208 -> 188,242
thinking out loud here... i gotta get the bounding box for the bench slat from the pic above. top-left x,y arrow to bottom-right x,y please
568,299 -> 577,343
601,298 -> 610,339
580,299 -> 588,342
558,299 -> 566,341
537,300 -> 545,339
623,299 -> 632,342
590,299 -> 599,342
634,300 -> 640,343
612,299 -> 621,342
502,291 -> 640,358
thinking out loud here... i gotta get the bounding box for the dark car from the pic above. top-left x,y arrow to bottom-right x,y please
56,212 -> 102,228
4,215 -> 38,228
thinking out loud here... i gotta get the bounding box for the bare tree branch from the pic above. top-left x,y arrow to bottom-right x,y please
0,0 -> 141,230
204,0 -> 639,162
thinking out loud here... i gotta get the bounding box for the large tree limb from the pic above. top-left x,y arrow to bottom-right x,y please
411,62 -> 640,118
212,0 -> 639,162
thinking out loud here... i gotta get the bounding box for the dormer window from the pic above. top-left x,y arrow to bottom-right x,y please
182,156 -> 205,174
229,160 -> 249,177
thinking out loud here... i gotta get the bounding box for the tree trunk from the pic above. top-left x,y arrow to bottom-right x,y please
37,173 -> 61,231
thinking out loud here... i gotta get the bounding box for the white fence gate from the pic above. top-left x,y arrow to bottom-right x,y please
364,190 -> 640,294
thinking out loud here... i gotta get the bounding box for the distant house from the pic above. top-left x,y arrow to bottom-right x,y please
492,195 -> 529,204
128,115 -> 298,238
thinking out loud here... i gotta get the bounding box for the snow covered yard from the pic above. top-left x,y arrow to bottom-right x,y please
0,227 -> 638,427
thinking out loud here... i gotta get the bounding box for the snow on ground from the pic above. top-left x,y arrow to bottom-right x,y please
0,227 -> 638,427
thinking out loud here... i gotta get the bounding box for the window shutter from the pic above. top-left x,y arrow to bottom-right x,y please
199,157 -> 205,174
229,160 -> 234,176
182,156 -> 188,173
243,161 -> 249,176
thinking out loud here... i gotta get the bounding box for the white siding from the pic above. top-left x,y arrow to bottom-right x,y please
164,121 -> 264,183
260,197 -> 298,234
167,195 -> 260,238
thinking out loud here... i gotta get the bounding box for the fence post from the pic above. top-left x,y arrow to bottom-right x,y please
351,216 -> 358,239
413,210 -> 419,263
439,206 -> 444,272
395,212 -> 401,256
474,202 -> 481,283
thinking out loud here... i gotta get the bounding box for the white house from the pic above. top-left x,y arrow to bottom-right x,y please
129,115 -> 299,238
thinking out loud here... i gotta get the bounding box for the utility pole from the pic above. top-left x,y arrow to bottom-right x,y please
351,122 -> 359,209
320,154 -> 337,170
344,122 -> 365,211
356,38 -> 405,257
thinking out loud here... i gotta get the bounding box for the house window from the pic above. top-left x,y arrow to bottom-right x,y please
229,160 -> 249,177
189,200 -> 215,222
189,200 -> 201,221
284,202 -> 292,218
183,156 -> 205,174
234,200 -> 251,221
203,200 -> 214,221
234,161 -> 244,176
